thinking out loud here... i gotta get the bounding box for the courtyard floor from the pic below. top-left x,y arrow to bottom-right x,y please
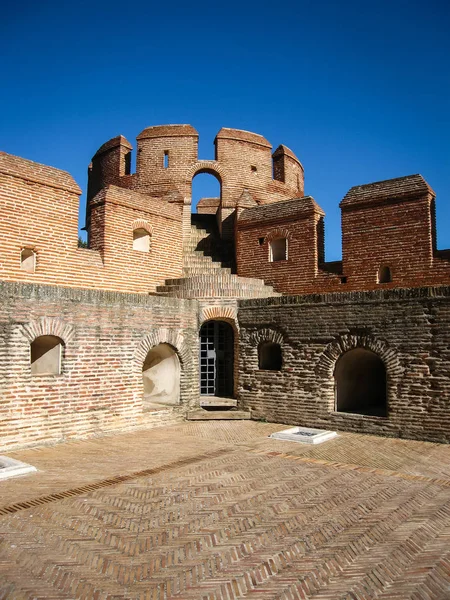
1,421 -> 450,599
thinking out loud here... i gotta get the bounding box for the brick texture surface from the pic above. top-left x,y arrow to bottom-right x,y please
0,281 -> 198,451
238,286 -> 450,443
1,422 -> 450,600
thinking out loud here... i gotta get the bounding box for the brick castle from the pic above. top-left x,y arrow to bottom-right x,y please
0,124 -> 449,450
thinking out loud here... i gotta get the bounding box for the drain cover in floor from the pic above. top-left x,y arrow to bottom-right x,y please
270,426 -> 337,445
0,456 -> 37,480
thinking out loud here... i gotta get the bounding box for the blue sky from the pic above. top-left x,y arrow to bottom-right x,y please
1,0 -> 449,261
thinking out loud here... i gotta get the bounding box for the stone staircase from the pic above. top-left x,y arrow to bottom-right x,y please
156,214 -> 280,300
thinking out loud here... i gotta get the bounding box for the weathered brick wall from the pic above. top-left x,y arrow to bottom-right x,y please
87,125 -> 304,214
0,281 -> 199,451
0,153 -> 184,293
340,176 -> 450,289
236,176 -> 450,295
237,286 -> 450,443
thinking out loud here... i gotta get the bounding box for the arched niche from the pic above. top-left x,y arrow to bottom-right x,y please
334,348 -> 387,417
142,343 -> 180,406
30,335 -> 64,376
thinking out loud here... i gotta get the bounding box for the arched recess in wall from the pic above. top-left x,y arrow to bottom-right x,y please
134,328 -> 189,407
265,228 -> 293,263
18,318 -> 75,377
184,162 -> 227,213
334,348 -> 387,416
132,220 -> 153,253
142,343 -> 180,406
315,333 -> 402,416
249,327 -> 286,371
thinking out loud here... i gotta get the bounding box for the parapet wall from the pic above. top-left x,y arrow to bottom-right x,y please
88,125 -> 304,209
236,175 -> 450,294
0,152 -> 184,293
0,281 -> 199,451
238,285 -> 450,443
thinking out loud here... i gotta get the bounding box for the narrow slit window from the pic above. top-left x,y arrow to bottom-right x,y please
21,248 -> 36,273
164,151 -> 169,169
251,165 -> 257,174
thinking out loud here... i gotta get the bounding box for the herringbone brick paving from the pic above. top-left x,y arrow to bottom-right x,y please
1,422 -> 450,599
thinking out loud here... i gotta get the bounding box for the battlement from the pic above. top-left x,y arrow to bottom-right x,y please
0,124 -> 448,298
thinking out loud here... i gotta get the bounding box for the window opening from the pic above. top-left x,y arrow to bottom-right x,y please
21,248 -> 36,273
258,342 -> 282,370
270,238 -> 287,262
334,348 -> 387,417
378,265 -> 392,284
251,165 -> 257,173
30,335 -> 63,376
163,151 -> 169,168
133,228 -> 151,252
258,237 -> 265,246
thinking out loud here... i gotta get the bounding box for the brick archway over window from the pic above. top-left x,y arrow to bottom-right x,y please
19,318 -> 75,345
134,328 -> 188,372
315,333 -> 402,413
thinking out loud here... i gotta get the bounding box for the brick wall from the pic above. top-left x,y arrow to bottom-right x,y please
237,286 -> 450,443
236,176 -> 450,294
0,281 -> 199,451
87,125 -> 304,215
0,153 -> 184,293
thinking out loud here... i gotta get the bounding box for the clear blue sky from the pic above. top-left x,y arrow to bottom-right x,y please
1,0 -> 449,261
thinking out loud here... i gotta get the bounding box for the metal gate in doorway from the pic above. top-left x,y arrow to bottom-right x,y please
199,320 -> 234,397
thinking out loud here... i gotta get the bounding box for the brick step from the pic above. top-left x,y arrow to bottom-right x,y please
163,274 -> 271,287
182,256 -> 227,268
199,397 -> 238,407
155,286 -> 279,299
186,409 -> 251,420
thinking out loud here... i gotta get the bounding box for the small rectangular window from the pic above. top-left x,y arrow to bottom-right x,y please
270,238 -> 287,262
258,237 -> 265,245
164,151 -> 169,169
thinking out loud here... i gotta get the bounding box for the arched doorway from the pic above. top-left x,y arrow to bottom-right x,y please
334,348 -> 387,416
191,169 -> 221,214
142,343 -> 180,406
199,320 -> 234,397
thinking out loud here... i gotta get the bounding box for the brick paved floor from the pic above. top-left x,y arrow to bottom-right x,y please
1,421 -> 450,599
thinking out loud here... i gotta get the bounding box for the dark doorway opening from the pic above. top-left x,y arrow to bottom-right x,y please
334,348 -> 387,417
199,320 -> 234,397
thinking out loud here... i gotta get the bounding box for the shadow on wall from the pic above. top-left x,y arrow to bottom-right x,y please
142,343 -> 180,406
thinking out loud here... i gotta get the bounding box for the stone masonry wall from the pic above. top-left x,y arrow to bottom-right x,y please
0,281 -> 199,451
238,286 -> 450,443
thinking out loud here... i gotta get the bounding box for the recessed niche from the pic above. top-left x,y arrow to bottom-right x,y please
21,248 -> 36,273
133,228 -> 151,252
30,335 -> 63,376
